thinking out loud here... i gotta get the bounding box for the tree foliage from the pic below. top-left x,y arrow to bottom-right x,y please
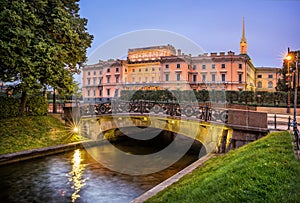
0,0 -> 93,114
277,50 -> 300,92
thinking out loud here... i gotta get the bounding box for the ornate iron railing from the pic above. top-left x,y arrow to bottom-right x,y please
79,100 -> 228,123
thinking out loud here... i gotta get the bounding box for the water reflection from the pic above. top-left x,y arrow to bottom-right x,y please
0,140 -> 200,202
68,149 -> 87,202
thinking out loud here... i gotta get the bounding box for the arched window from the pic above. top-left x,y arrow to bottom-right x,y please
268,81 -> 273,88
258,81 -> 262,88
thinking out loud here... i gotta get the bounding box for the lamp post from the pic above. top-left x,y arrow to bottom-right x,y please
293,51 -> 299,132
286,54 -> 292,113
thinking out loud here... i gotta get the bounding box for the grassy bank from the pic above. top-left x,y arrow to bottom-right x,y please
146,131 -> 300,203
0,115 -> 84,155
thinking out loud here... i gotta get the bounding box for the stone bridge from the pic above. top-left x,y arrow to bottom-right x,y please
72,100 -> 268,153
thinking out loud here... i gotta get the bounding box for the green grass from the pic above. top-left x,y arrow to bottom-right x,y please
0,115 -> 85,155
146,131 -> 300,203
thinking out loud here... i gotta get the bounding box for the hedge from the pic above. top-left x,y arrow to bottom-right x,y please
0,96 -> 48,119
119,90 -> 299,107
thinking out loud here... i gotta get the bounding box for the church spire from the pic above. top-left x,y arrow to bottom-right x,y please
240,16 -> 248,54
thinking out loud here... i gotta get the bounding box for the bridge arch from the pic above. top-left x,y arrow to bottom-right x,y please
80,113 -> 232,154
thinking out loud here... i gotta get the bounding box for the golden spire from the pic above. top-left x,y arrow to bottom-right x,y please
240,16 -> 248,54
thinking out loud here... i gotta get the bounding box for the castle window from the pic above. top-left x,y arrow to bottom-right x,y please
165,74 -> 169,81
176,73 -> 181,81
258,81 -> 262,88
106,75 -> 110,83
238,74 -> 242,83
268,81 -> 273,88
221,74 -> 226,82
202,74 -> 206,82
212,74 -> 216,82
193,75 -> 197,82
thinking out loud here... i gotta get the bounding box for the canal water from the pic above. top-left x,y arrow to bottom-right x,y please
0,130 -> 202,203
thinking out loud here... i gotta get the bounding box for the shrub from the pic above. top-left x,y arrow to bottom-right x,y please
0,97 -> 20,119
27,96 -> 48,116
0,96 -> 47,119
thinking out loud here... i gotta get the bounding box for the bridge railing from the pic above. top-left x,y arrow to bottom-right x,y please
78,100 -> 228,123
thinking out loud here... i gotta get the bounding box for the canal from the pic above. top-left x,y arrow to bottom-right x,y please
0,129 -> 203,203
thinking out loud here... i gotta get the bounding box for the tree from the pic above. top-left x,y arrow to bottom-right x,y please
0,0 -> 93,114
277,50 -> 300,92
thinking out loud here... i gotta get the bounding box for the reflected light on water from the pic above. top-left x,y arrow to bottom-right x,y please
69,149 -> 87,202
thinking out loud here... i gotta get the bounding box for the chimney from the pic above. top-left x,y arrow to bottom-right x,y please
177,49 -> 181,56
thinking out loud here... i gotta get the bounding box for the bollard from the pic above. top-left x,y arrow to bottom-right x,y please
288,116 -> 291,130
274,114 -> 277,129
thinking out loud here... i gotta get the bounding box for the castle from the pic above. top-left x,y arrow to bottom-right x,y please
82,18 -> 280,102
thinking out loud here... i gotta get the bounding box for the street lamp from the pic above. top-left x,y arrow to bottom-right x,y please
286,54 -> 292,113
292,51 -> 299,133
